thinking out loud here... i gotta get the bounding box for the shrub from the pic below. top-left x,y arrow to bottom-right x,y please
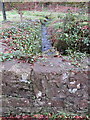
51,11 -> 90,54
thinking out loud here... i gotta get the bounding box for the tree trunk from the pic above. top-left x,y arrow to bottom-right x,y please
2,2 -> 6,21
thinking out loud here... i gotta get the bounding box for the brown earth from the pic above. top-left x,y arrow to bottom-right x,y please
0,54 -> 89,116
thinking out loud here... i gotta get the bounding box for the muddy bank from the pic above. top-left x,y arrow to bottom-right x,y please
0,56 -> 89,116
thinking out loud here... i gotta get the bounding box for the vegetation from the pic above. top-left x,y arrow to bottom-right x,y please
0,9 -> 89,63
1,112 -> 90,119
0,21 -> 42,63
47,10 -> 90,56
0,2 -> 89,118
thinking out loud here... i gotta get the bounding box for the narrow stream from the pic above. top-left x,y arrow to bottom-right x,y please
41,22 -> 55,55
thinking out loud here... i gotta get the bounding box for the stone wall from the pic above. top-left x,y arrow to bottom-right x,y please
1,63 -> 89,116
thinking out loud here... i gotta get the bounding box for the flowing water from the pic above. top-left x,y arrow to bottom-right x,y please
41,23 -> 55,55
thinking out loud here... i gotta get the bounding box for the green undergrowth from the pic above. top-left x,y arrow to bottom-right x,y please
0,10 -> 89,63
2,111 -> 90,119
47,11 -> 90,57
0,21 -> 42,63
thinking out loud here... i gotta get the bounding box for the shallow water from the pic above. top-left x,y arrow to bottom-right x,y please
41,24 -> 55,55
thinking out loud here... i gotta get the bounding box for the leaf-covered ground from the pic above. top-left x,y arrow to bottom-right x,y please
0,20 -> 42,63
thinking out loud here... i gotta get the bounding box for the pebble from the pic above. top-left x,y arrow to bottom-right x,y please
69,88 -> 77,93
70,81 -> 76,85
36,91 -> 42,98
77,83 -> 81,89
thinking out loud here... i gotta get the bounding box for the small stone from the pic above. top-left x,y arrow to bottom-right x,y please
77,83 -> 81,89
68,63 -> 71,65
38,101 -> 45,106
24,100 -> 29,103
72,88 -> 77,93
69,88 -> 77,93
48,102 -> 51,105
58,91 -> 60,93
68,89 -> 72,93
50,63 -> 54,67
70,81 -> 76,85
19,79 -> 28,83
62,73 -> 68,80
36,91 -> 42,98
22,73 -> 28,80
